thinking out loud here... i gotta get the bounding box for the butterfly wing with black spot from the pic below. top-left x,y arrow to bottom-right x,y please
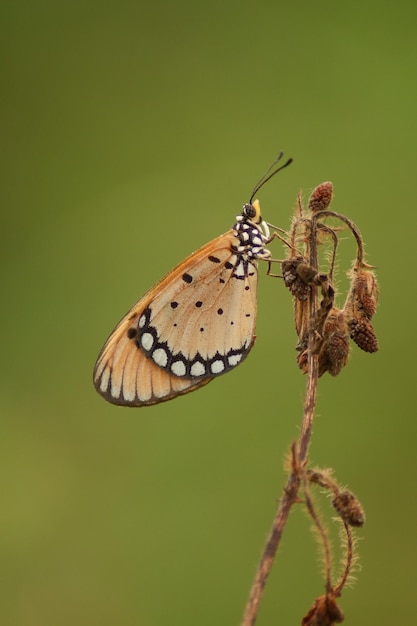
93,230 -> 259,406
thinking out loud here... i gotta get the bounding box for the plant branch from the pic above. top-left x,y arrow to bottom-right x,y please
240,212 -> 321,626
240,183 -> 375,625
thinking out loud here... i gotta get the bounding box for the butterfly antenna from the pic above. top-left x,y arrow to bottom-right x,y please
249,152 -> 293,204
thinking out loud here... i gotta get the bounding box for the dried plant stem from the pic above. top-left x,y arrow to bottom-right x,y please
240,471 -> 301,626
299,215 -> 319,460
312,210 -> 365,266
334,523 -> 354,596
303,478 -> 333,594
240,220 -> 320,626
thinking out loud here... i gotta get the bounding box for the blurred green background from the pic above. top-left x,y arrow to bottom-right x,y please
2,1 -> 416,624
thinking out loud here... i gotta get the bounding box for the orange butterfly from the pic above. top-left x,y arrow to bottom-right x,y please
93,154 -> 292,406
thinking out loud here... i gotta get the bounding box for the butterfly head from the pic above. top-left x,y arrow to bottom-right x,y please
242,198 -> 262,223
238,199 -> 271,240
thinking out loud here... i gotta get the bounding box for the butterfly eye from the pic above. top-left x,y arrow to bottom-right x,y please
242,199 -> 262,223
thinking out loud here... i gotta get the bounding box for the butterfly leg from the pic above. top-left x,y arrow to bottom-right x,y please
265,230 -> 290,247
265,257 -> 284,279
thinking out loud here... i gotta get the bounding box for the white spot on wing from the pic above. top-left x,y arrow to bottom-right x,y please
152,348 -> 168,367
141,332 -> 154,351
190,361 -> 206,377
234,262 -> 245,276
138,313 -> 147,328
210,360 -> 225,374
171,361 -> 186,376
228,353 -> 242,367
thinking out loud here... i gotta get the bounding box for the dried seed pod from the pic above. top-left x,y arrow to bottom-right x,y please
308,182 -> 334,213
318,309 -> 350,377
348,318 -> 379,353
332,490 -> 365,528
307,466 -> 365,527
325,332 -> 350,376
344,265 -> 379,353
351,267 -> 379,319
302,593 -> 344,626
345,266 -> 379,320
281,257 -> 315,301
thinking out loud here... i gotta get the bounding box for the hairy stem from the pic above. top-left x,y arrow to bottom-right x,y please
312,210 -> 365,266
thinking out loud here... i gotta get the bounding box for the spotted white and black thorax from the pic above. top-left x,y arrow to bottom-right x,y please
129,199 -> 271,381
232,201 -> 272,261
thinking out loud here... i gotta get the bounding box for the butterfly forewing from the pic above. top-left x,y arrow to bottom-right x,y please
149,244 -> 258,367
93,230 -> 260,406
